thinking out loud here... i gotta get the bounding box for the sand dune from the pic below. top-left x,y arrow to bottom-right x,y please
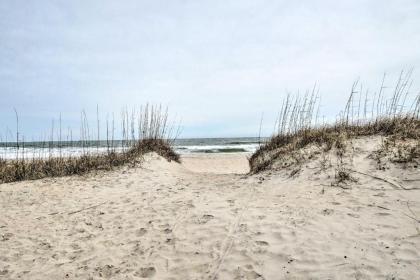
1,139 -> 419,279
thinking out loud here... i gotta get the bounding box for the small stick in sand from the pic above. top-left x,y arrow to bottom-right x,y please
405,201 -> 420,223
48,201 -> 108,216
68,201 -> 108,215
350,169 -> 409,190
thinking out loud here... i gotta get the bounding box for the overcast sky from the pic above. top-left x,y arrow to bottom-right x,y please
1,0 -> 420,139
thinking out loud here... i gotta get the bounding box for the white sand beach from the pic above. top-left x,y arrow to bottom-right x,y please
2,0 -> 420,278
1,138 -> 419,279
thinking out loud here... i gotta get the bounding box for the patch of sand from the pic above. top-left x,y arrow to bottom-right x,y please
0,139 -> 419,279
181,153 -> 250,174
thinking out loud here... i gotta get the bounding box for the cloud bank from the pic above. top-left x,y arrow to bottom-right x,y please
1,0 -> 419,138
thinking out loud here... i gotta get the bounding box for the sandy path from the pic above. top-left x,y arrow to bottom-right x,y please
0,151 -> 419,279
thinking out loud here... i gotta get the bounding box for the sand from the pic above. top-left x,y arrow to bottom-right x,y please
178,153 -> 250,174
1,139 -> 419,279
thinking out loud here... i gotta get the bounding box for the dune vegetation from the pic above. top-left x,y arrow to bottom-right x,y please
0,105 -> 180,183
249,71 -> 420,177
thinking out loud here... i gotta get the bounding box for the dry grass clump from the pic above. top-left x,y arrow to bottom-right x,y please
333,165 -> 358,187
371,136 -> 420,170
250,71 -> 420,174
0,105 -> 180,184
332,136 -> 358,187
391,142 -> 420,165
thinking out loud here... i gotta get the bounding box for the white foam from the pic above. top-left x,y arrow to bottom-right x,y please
0,142 -> 261,159
175,143 -> 259,154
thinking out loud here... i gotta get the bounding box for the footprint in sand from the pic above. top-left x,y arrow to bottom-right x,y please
347,213 -> 360,218
255,240 -> 269,246
239,223 -> 248,232
136,228 -> 147,237
165,238 -> 175,245
133,242 -> 145,255
226,199 -> 235,206
135,267 -> 156,278
236,266 -> 263,279
162,228 -> 172,234
1,233 -> 13,241
196,214 -> 214,224
375,212 -> 391,216
322,209 -> 334,215
373,192 -> 386,197
96,264 -> 119,278
158,223 -> 170,229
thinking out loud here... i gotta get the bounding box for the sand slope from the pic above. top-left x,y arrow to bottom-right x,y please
0,141 -> 419,279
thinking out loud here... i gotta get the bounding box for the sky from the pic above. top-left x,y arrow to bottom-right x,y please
1,0 -> 420,139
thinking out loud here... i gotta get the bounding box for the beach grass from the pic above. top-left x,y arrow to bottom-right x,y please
249,71 -> 420,173
0,105 -> 180,183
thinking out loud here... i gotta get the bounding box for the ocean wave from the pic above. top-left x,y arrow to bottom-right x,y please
175,143 -> 258,154
0,138 -> 261,158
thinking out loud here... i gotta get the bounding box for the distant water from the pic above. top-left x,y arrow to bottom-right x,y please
173,137 -> 263,154
0,137 -> 264,159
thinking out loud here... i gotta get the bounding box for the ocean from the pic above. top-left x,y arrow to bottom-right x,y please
0,137 -> 264,159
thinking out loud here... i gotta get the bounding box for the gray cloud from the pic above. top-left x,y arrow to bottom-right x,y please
1,0 -> 419,138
